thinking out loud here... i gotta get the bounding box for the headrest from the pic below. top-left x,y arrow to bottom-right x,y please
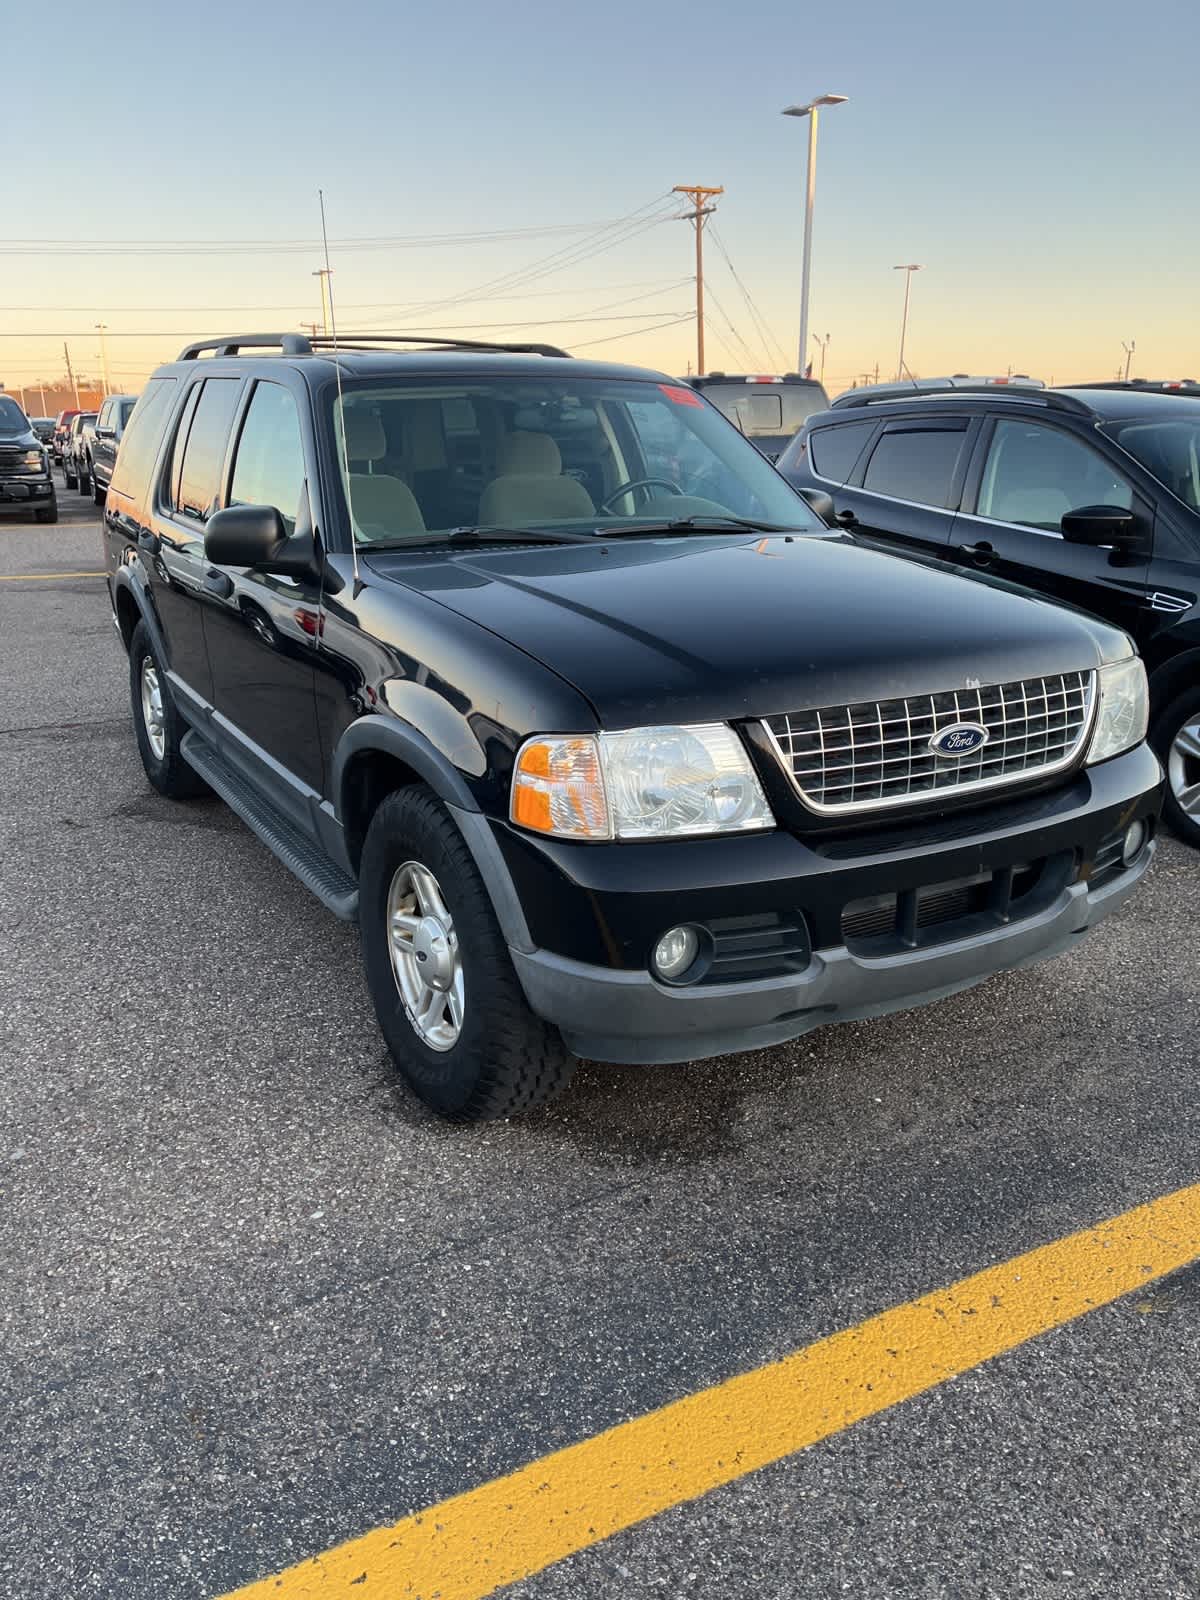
403,405 -> 447,471
497,430 -> 561,476
343,407 -> 387,462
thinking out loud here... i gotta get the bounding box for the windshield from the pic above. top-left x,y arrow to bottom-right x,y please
1110,416 -> 1200,511
0,397 -> 27,432
331,375 -> 819,545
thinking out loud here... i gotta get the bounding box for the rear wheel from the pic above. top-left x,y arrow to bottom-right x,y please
64,460 -> 77,489
128,620 -> 208,800
77,459 -> 92,495
1152,684 -> 1200,849
359,786 -> 576,1121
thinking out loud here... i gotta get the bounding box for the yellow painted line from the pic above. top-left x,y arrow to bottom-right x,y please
218,1181 -> 1200,1600
0,570 -> 105,581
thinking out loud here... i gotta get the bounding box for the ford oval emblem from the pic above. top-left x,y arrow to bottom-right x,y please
930,721 -> 990,757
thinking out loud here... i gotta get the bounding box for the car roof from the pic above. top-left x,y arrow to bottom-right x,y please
149,349 -> 676,386
812,384 -> 1200,427
687,372 -> 824,386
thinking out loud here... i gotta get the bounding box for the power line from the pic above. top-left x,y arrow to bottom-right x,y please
571,313 -> 695,350
0,221 -> 627,258
707,227 -> 790,370
701,282 -> 763,369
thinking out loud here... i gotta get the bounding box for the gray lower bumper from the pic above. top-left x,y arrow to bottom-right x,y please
511,848 -> 1152,1064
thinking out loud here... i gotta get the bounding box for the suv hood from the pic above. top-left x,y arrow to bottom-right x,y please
365,533 -> 1132,726
0,424 -> 37,448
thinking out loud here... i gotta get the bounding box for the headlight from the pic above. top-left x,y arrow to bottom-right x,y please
1087,657 -> 1148,765
511,723 -> 774,840
23,449 -> 43,467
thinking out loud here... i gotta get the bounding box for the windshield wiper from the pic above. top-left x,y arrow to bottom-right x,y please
594,515 -> 806,536
446,524 -> 597,545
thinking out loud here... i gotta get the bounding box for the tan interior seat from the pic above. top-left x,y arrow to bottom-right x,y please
343,408 -> 425,540
479,430 -> 595,525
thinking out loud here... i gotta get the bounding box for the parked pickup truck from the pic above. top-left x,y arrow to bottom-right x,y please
87,393 -> 138,504
62,411 -> 97,491
103,332 -> 1162,1120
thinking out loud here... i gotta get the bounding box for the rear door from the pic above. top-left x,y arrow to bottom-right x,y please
201,374 -> 325,801
837,414 -> 978,560
955,415 -> 1151,635
146,375 -> 246,703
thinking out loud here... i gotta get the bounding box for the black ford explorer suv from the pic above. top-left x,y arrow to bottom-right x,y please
0,394 -> 57,523
778,382 -> 1200,846
103,333 -> 1161,1121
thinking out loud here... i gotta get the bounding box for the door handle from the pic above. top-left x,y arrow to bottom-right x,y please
137,531 -> 160,555
204,569 -> 234,599
958,541 -> 995,565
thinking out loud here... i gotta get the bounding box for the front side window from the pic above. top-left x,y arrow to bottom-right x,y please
173,378 -> 242,522
978,419 -> 1133,532
229,381 -> 306,529
331,375 -> 821,546
1109,417 -> 1200,512
110,378 -> 177,497
862,425 -> 966,506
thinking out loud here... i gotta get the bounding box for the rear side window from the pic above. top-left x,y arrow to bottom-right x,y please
862,426 -> 966,507
109,377 -> 177,498
808,421 -> 876,483
173,378 -> 242,522
229,381 -> 306,529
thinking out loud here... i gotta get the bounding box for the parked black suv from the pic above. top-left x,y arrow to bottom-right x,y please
104,334 -> 1160,1120
0,395 -> 57,523
88,392 -> 138,504
778,383 -> 1200,845
685,372 -> 829,459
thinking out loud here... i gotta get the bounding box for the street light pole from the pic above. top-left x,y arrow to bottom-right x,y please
782,94 -> 847,374
812,331 -> 830,385
1122,340 -> 1135,382
893,264 -> 922,379
94,323 -> 112,397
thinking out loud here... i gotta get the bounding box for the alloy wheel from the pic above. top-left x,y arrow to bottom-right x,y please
386,860 -> 465,1051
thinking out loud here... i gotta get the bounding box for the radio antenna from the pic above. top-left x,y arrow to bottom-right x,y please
319,187 -> 359,586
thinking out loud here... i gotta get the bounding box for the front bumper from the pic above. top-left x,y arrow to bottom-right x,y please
497,742 -> 1162,1064
0,476 -> 53,505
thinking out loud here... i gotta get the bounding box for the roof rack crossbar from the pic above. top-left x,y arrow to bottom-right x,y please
305,333 -> 572,359
1067,380 -> 1200,395
830,384 -> 1093,415
178,333 -> 314,360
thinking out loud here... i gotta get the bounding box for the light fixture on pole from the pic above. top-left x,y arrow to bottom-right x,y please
782,94 -> 847,375
811,331 -> 831,385
893,264 -> 922,379
1121,339 -> 1135,382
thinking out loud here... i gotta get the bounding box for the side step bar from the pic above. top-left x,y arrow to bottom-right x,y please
181,731 -> 359,921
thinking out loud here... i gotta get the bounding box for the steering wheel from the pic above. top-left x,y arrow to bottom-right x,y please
599,478 -> 684,513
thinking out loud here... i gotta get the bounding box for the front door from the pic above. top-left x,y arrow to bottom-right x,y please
954,415 -> 1152,636
201,376 -> 325,805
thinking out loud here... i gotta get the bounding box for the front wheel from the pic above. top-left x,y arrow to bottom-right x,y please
1153,685 -> 1200,849
93,476 -> 106,506
64,462 -> 77,489
35,499 -> 59,524
359,787 -> 576,1121
78,461 -> 92,495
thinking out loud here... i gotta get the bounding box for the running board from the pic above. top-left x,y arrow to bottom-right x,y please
181,732 -> 359,921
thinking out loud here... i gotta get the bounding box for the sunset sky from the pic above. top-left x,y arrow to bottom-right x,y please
3,0 -> 1196,400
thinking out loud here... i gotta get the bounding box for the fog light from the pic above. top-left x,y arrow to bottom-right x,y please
1121,819 -> 1147,865
653,925 -> 699,981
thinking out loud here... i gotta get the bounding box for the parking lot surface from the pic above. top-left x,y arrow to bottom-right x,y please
2,486 -> 1198,1599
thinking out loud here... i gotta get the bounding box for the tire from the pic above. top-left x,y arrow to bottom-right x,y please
35,499 -> 58,525
78,460 -> 92,496
93,476 -> 106,506
128,620 -> 208,800
64,462 -> 77,489
1151,683 -> 1200,849
359,786 -> 576,1121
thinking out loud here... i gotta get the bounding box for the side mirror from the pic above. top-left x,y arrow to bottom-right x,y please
204,504 -> 287,567
95,426 -> 114,440
1060,504 -> 1138,547
798,487 -> 836,525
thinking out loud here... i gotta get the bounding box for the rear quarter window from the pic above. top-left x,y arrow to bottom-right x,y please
109,378 -> 178,498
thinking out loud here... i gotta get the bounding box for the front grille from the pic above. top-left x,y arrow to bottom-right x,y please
764,671 -> 1095,815
0,446 -> 25,478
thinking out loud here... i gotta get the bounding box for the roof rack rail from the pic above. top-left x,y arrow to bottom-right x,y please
830,384 -> 1093,415
306,333 -> 572,359
177,333 -> 313,360
1067,379 -> 1200,395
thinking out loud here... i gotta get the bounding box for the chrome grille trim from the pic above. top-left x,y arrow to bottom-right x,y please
764,671 -> 1096,815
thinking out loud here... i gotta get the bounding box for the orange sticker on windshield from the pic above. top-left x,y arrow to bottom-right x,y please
659,384 -> 704,407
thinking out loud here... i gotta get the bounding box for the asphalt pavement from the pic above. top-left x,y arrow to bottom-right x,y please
1,477 -> 1197,1599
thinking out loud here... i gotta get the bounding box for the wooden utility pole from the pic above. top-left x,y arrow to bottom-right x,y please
673,184 -> 723,377
312,269 -> 332,336
63,342 -> 80,407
